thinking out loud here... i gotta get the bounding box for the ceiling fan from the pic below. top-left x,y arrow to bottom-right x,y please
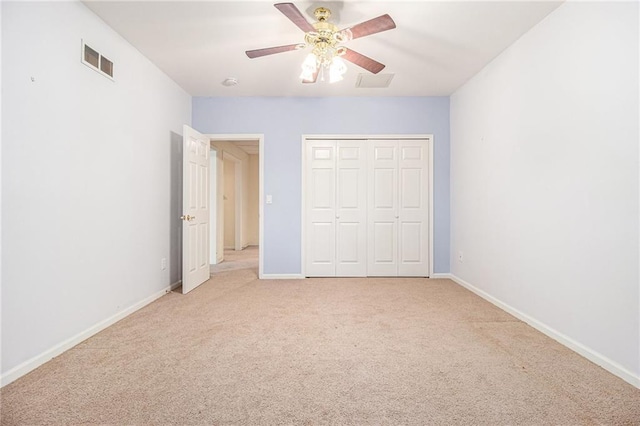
245,3 -> 396,84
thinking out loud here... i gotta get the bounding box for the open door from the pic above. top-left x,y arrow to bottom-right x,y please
181,125 -> 210,294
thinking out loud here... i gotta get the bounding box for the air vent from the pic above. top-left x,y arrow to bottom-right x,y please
355,73 -> 394,88
81,40 -> 114,80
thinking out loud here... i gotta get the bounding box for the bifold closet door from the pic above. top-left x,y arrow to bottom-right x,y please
397,140 -> 429,276
305,141 -> 337,276
335,141 -> 367,276
305,140 -> 367,277
367,140 -> 399,276
368,140 -> 429,276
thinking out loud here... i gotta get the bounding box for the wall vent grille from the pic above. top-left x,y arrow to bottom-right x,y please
81,40 -> 114,80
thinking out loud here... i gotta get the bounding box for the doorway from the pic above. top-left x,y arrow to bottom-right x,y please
208,134 -> 264,278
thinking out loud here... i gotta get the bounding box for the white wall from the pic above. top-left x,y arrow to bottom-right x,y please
242,154 -> 251,247
450,1 -> 639,385
216,153 -> 224,261
247,154 -> 259,246
223,158 -> 236,249
1,1 -> 191,384
209,150 -> 218,264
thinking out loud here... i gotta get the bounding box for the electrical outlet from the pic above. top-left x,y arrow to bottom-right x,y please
161,258 -> 167,270
458,251 -> 464,263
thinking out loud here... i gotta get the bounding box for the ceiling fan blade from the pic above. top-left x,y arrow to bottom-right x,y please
302,69 -> 319,84
343,14 -> 396,40
246,44 -> 301,59
342,49 -> 386,74
274,3 -> 315,33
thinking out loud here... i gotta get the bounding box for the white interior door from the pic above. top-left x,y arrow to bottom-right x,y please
305,141 -> 336,276
336,141 -> 367,276
182,125 -> 210,294
367,140 -> 399,276
398,140 -> 429,276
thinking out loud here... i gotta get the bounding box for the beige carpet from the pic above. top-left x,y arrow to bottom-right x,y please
2,267 -> 639,425
210,246 -> 259,274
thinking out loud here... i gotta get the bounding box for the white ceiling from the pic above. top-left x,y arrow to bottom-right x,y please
84,0 -> 563,97
233,140 -> 260,155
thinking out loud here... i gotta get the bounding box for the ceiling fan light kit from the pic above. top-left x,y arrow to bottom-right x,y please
245,3 -> 396,85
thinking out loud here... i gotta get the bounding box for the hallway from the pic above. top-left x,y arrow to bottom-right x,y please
210,246 -> 258,275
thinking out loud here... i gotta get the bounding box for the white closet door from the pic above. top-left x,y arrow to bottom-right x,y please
305,141 -> 337,276
306,137 -> 429,278
398,140 -> 429,276
336,141 -> 367,276
367,140 -> 399,276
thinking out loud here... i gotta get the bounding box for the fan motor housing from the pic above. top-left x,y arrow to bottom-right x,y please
313,7 -> 331,22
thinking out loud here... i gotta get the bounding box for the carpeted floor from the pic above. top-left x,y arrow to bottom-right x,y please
210,246 -> 259,274
2,265 -> 639,425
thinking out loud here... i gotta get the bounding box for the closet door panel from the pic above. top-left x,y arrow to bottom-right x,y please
368,140 -> 399,276
336,222 -> 360,262
310,221 -> 335,262
400,221 -> 422,261
306,141 -> 336,276
336,141 -> 367,276
398,140 -> 429,276
374,169 -> 395,208
373,220 -> 396,258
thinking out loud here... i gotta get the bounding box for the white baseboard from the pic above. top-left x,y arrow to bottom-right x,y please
260,274 -> 305,280
449,274 -> 640,389
429,273 -> 453,279
0,281 -> 180,388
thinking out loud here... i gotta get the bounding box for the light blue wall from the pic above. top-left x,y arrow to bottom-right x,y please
193,97 -> 450,275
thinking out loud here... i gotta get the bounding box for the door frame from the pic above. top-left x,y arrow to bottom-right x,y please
205,133 -> 265,279
301,134 -> 435,278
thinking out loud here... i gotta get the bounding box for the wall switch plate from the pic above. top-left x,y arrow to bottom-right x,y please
266,194 -> 273,204
458,251 -> 464,263
161,258 -> 167,270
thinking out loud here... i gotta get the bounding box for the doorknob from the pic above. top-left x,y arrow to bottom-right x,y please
180,215 -> 196,221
